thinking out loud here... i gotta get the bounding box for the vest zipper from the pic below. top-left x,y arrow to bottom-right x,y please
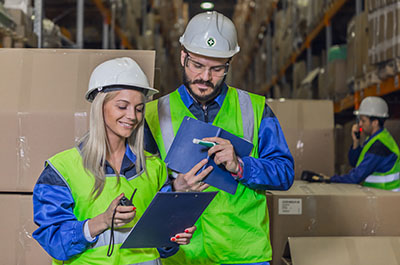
203,105 -> 209,123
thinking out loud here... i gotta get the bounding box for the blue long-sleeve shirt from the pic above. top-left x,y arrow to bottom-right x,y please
144,84 -> 294,191
330,129 -> 398,184
33,145 -> 177,261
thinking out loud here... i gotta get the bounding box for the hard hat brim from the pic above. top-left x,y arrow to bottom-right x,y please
183,44 -> 240,58
353,109 -> 389,118
85,85 -> 159,102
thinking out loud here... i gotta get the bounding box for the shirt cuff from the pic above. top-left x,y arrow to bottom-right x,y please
83,220 -> 97,242
231,158 -> 244,180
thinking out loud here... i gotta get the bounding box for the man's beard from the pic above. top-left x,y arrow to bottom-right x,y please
183,70 -> 225,103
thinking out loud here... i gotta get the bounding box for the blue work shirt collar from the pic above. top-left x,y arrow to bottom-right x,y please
178,83 -> 228,109
78,141 -> 137,175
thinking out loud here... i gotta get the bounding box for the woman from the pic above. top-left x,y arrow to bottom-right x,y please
33,57 -> 195,264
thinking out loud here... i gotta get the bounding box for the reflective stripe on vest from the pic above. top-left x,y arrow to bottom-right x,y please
237,89 -> 254,143
158,95 -> 174,154
91,227 -> 131,248
157,89 -> 255,154
364,173 -> 400,191
365,172 -> 400,183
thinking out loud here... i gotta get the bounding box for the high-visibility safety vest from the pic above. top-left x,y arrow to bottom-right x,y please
47,147 -> 167,265
357,129 -> 400,191
146,86 -> 272,264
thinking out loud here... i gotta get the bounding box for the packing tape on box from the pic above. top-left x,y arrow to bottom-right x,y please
390,237 -> 400,263
360,187 -> 383,235
299,184 -> 319,231
15,111 -> 89,190
17,112 -> 31,186
294,102 -> 305,175
74,112 -> 88,144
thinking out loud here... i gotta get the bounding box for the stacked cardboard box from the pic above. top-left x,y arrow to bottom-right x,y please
318,45 -> 348,100
267,99 -> 335,179
5,8 -> 37,47
347,11 -> 372,90
0,49 -> 156,263
368,0 -> 400,64
267,181 -> 400,265
282,236 -> 400,265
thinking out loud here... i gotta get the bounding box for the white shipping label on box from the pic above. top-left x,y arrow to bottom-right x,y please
278,198 -> 302,215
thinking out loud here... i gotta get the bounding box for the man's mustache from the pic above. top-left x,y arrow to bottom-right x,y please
191,79 -> 214,89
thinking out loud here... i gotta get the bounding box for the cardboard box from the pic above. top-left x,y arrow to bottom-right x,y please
354,11 -> 371,77
317,68 -> 329,99
0,193 -> 51,264
267,181 -> 400,265
267,100 -> 334,179
0,49 -> 155,192
346,15 -> 356,82
386,119 -> 400,146
292,61 -> 307,91
326,59 -> 348,100
282,236 -> 400,265
334,121 -> 357,175
4,0 -> 31,15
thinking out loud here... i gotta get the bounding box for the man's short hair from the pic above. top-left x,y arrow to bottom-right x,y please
369,116 -> 386,128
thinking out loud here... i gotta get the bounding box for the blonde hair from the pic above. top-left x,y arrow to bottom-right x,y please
79,91 -> 147,199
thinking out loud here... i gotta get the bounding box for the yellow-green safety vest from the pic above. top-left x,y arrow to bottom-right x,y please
357,129 -> 400,191
146,86 -> 272,264
47,147 -> 167,265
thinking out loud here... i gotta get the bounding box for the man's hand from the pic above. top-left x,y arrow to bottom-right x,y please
203,137 -> 239,174
351,123 -> 361,148
173,159 -> 212,192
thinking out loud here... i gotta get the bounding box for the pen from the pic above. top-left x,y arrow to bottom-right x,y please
192,138 -> 218,148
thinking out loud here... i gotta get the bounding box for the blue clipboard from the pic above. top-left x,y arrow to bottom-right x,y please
120,191 -> 218,249
164,117 -> 254,195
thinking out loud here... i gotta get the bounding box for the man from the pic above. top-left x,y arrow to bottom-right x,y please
305,96 -> 400,191
145,11 -> 294,265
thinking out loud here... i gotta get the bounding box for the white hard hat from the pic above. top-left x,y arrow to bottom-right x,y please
179,11 -> 240,58
354,96 -> 389,118
86,57 -> 158,102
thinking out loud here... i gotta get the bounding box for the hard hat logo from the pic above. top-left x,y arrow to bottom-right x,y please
206,37 -> 216,47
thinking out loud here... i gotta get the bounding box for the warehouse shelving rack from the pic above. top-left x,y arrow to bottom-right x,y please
236,0 -> 400,115
263,0 -> 350,93
334,73 -> 400,113
235,1 -> 279,84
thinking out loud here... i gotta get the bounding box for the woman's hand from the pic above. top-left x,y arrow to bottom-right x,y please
88,193 -> 136,238
170,225 -> 197,245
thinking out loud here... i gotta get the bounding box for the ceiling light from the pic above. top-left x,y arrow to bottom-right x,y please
200,2 -> 214,10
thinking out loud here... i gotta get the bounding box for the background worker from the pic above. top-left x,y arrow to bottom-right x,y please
144,11 -> 294,265
304,96 -> 400,191
33,57 -> 195,264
